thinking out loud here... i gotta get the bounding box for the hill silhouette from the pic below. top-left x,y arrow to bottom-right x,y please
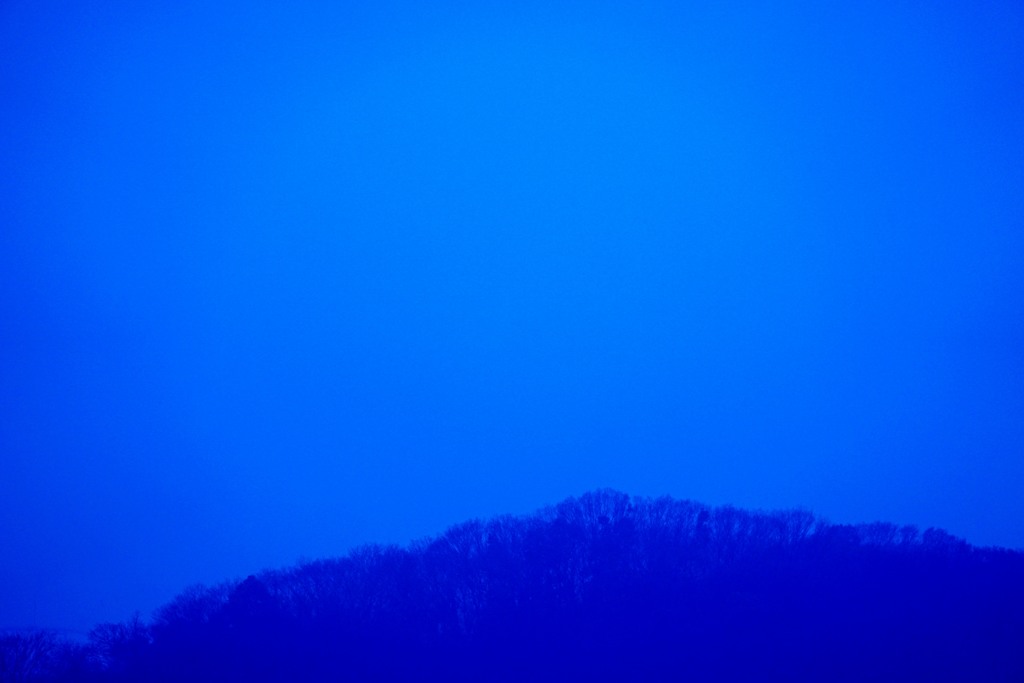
3,490 -> 1022,682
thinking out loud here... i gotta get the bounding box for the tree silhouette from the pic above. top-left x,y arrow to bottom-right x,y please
9,490 -> 1024,682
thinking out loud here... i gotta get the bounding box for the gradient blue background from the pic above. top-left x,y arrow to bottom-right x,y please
2,0 -> 1022,634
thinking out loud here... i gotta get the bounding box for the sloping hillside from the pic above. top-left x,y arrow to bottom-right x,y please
5,490 -> 1023,682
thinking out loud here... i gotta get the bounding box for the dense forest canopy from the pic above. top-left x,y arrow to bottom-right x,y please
3,490 -> 1022,682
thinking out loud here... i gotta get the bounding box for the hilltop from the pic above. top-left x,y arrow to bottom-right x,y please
3,490 -> 1022,681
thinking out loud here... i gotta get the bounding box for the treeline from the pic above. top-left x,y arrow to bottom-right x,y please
4,490 -> 1023,681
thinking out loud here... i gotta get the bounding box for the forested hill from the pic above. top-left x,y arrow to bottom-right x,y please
4,490 -> 1023,682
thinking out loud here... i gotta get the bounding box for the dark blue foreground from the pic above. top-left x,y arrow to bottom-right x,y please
4,490 -> 1022,681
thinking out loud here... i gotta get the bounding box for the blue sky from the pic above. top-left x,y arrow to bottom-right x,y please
2,0 -> 1023,632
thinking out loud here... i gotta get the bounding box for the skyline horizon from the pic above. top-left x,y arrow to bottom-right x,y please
2,484 -> 1019,635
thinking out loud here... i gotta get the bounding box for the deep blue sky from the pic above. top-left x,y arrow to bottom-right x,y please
2,0 -> 1023,633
